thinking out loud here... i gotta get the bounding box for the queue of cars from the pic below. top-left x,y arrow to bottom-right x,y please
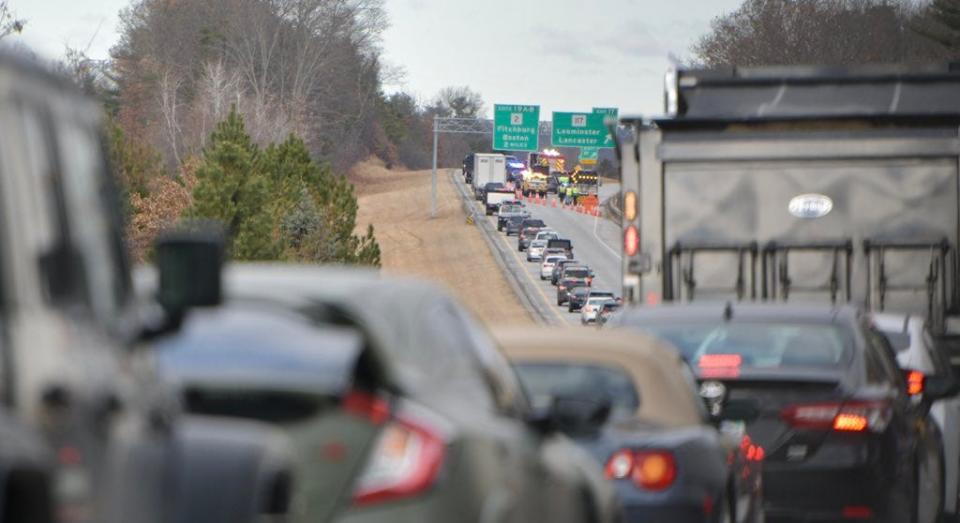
489,202 -> 621,325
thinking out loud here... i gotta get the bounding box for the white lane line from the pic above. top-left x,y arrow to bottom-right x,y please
593,213 -> 621,259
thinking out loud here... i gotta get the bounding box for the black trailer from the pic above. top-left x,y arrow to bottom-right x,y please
618,65 -> 960,334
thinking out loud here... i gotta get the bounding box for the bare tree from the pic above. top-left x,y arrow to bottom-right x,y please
693,0 -> 948,67
0,1 -> 24,40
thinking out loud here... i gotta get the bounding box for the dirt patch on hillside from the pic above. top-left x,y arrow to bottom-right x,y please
353,160 -> 533,326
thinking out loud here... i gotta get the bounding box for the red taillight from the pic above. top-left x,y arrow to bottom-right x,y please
906,370 -> 924,396
781,401 -> 890,433
624,225 -> 639,257
604,449 -> 676,491
352,414 -> 445,506
842,505 -> 873,519
343,390 -> 390,424
697,354 -> 742,378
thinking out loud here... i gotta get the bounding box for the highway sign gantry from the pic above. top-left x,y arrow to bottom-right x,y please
493,104 -> 540,151
552,111 -> 613,148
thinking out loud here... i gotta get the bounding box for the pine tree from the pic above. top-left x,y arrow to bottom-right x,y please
262,133 -> 381,267
922,0 -> 960,50
187,107 -> 278,260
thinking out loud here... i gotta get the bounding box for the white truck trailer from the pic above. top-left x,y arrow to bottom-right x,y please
472,153 -> 507,199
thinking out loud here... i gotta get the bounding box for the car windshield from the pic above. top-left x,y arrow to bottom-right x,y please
513,362 -> 639,421
587,297 -> 615,306
544,256 -> 566,264
633,322 -> 854,372
530,240 -> 546,247
537,233 -> 558,240
564,268 -> 590,278
524,220 -> 546,228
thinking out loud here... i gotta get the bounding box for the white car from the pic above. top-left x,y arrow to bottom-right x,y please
874,313 -> 960,520
580,297 -> 617,324
527,240 -> 548,262
534,230 -> 559,242
540,255 -> 567,280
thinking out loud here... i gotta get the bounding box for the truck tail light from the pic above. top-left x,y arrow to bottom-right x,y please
624,225 -> 639,256
352,413 -> 445,506
781,400 -> 891,433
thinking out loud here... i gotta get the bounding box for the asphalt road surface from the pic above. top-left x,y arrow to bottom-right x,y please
477,180 -> 623,326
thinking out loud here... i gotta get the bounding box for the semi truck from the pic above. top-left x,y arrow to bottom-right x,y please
472,153 -> 507,199
618,65 -> 960,338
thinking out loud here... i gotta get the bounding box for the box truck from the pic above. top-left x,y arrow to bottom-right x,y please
472,153 -> 507,199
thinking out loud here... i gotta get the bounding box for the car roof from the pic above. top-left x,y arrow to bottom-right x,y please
493,328 -> 703,428
618,302 -> 859,325
139,263 -> 468,391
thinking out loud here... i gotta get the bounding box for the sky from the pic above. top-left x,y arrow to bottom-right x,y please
9,0 -> 745,117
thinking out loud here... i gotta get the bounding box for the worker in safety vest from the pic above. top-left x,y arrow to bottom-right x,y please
568,185 -> 580,205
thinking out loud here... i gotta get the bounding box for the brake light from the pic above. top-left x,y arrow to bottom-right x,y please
634,451 -> 677,490
624,225 -> 639,257
781,401 -> 890,433
906,370 -> 924,396
604,449 -> 676,491
698,354 -> 742,378
559,285 -> 566,291
343,390 -> 390,424
352,414 -> 445,506
842,506 -> 873,519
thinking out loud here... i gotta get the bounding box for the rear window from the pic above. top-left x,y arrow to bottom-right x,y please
545,256 -> 566,263
565,269 -> 590,278
513,362 -> 639,421
523,220 -> 546,227
880,330 -> 911,353
632,322 -> 853,372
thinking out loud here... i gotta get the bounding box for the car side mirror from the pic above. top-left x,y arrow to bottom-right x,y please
155,224 -> 226,318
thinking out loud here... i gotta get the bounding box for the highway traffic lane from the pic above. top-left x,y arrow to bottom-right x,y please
483,212 -> 579,326
522,195 -> 622,297
484,195 -> 622,325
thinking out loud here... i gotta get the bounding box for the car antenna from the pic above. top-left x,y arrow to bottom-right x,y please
723,301 -> 734,322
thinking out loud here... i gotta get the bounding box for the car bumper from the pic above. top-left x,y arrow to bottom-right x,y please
762,452 -> 900,520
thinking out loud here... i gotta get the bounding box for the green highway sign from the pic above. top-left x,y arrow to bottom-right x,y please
493,104 -> 540,151
552,111 -> 613,148
593,107 -> 619,122
580,147 -> 599,162
593,107 -> 618,146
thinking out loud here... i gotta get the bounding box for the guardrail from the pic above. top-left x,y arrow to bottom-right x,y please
447,169 -> 557,325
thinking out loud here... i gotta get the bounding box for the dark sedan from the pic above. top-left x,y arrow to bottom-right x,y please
611,303 -> 954,523
497,327 -> 763,523
567,286 -> 590,312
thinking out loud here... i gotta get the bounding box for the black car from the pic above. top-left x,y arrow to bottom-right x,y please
612,304 -> 953,523
567,286 -> 590,312
518,219 -> 548,251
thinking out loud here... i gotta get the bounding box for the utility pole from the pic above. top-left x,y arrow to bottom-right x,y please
431,117 -> 439,218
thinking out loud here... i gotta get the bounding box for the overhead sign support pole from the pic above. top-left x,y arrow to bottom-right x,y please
429,117 -> 497,219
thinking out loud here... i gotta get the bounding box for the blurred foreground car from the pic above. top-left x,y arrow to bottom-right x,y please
612,304 -> 953,523
496,328 -> 763,523
0,50 -> 289,523
874,313 -> 960,521
149,265 -> 618,523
